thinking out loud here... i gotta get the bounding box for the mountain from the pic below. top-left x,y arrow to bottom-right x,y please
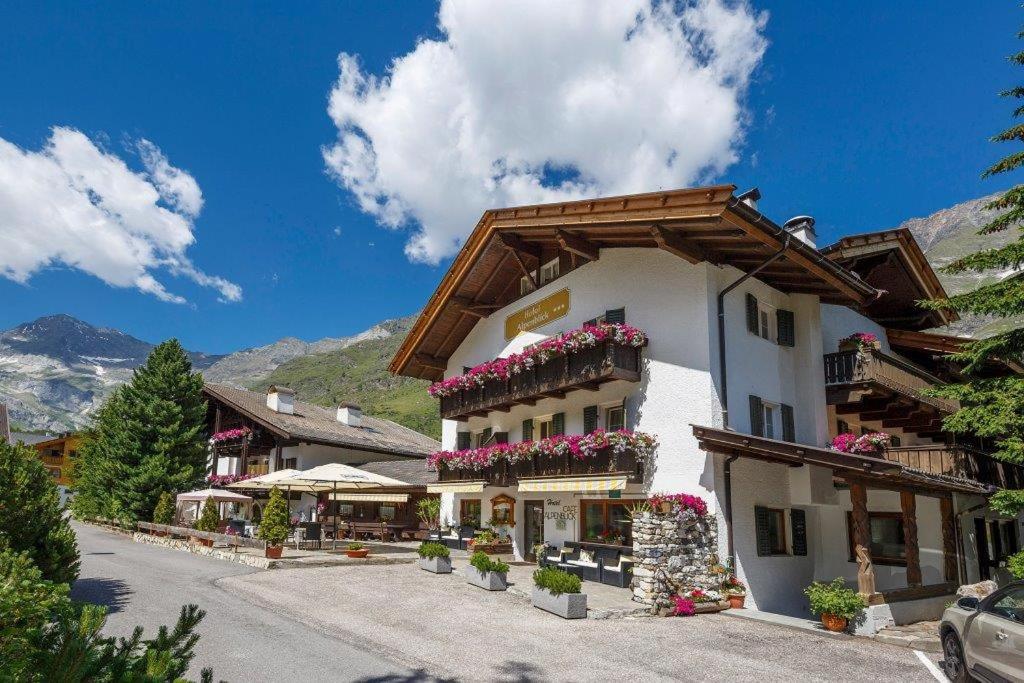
888,192 -> 1019,337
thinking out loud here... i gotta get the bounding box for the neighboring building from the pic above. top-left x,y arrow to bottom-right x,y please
31,432 -> 81,504
391,185 -> 1023,621
203,383 -> 438,517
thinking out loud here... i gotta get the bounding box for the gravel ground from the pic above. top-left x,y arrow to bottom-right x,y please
221,562 -> 942,682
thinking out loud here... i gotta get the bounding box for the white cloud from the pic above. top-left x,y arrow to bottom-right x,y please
323,0 -> 768,264
0,127 -> 241,303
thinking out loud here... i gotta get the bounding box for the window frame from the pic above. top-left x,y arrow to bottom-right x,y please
460,498 -> 482,528
983,585 -> 1024,624
578,498 -> 633,546
758,506 -> 788,556
605,405 -> 625,432
845,511 -> 907,566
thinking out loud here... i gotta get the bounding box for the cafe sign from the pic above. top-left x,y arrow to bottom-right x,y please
504,288 -> 570,341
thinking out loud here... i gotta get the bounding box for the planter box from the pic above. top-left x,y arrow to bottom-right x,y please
532,587 -> 587,619
693,600 -> 730,614
470,542 -> 512,555
419,556 -> 453,573
466,566 -> 507,591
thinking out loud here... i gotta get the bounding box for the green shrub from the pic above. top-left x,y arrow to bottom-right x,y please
804,578 -> 867,619
1009,550 -> 1024,580
416,497 -> 441,528
533,566 -> 582,595
417,541 -> 450,559
153,491 -> 174,525
470,550 -> 509,574
257,487 -> 290,546
347,542 -> 365,551
194,496 -> 220,533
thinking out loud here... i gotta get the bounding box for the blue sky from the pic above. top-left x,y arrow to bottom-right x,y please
0,1 -> 1019,354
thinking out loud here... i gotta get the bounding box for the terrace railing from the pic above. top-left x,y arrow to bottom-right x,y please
823,348 -> 958,413
882,445 -> 1024,489
439,340 -> 642,420
436,443 -> 645,487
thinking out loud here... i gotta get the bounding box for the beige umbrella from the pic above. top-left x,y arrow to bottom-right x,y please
227,469 -> 318,521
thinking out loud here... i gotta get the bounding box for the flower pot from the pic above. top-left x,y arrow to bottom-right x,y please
726,594 -> 746,609
345,549 -> 370,558
821,613 -> 848,632
466,566 -> 508,591
419,556 -> 452,574
532,587 -> 587,619
265,545 -> 283,559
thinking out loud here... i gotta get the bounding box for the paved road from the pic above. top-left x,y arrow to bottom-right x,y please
71,522 -> 415,682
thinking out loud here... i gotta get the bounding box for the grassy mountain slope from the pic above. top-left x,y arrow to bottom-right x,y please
256,318 -> 438,440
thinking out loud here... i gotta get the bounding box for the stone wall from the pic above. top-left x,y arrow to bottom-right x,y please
631,510 -> 719,615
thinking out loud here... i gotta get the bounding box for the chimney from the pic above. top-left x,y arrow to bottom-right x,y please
737,187 -> 761,211
266,386 -> 295,415
337,403 -> 362,428
783,215 -> 817,248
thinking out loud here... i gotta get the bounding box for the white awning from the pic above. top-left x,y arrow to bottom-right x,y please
517,475 -> 628,493
328,492 -> 409,503
427,481 -> 486,494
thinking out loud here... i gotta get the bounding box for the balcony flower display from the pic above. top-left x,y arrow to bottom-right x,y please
427,322 -> 648,398
206,473 -> 254,487
427,428 -> 657,471
210,426 -> 252,444
648,492 -> 708,518
830,431 -> 890,455
838,332 -> 880,352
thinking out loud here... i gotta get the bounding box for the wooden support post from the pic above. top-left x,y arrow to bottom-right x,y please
940,496 -> 958,583
212,404 -> 222,476
850,481 -> 878,600
900,490 -> 922,586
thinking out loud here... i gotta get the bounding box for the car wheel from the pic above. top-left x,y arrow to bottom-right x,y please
942,631 -> 968,683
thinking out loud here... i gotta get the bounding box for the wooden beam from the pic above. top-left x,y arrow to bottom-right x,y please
836,397 -> 892,415
414,353 -> 449,372
901,491 -> 922,586
940,496 -> 958,583
497,232 -> 541,259
450,296 -> 500,318
650,225 -> 704,264
850,482 -> 876,598
555,229 -> 599,261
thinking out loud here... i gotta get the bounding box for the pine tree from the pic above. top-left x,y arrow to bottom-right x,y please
195,496 -> 220,533
153,492 -> 174,525
920,31 -> 1024,516
257,487 -> 290,546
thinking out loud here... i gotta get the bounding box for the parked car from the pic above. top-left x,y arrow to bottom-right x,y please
940,580 -> 1024,682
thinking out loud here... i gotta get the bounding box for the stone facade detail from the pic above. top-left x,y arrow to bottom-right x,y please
631,510 -> 719,615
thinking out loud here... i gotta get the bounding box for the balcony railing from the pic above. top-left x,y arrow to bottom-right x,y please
823,348 -> 957,413
439,340 -> 642,420
882,445 -> 1023,489
436,444 -> 645,488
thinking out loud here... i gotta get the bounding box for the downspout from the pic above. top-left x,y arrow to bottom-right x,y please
716,233 -> 792,569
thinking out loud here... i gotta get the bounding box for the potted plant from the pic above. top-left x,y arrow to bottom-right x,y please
417,541 -> 451,573
804,578 -> 867,632
193,496 -> 220,547
152,491 -> 173,536
531,566 -> 586,619
257,486 -> 290,559
345,542 -> 369,558
838,332 -> 880,352
417,497 -> 441,531
466,550 -> 509,591
721,575 -> 746,609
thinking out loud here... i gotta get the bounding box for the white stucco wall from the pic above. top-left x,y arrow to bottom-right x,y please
820,304 -> 891,354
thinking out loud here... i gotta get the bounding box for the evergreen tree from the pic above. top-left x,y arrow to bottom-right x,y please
920,31 -> 1024,515
153,491 -> 174,525
0,441 -> 79,584
194,497 -> 220,533
257,487 -> 290,546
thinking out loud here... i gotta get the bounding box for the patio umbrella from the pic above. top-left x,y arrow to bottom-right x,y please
227,469 -> 314,520
275,463 -> 409,549
175,488 -> 254,524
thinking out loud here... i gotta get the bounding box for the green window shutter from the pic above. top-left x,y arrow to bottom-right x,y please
604,308 -> 625,324
494,431 -> 509,444
521,419 -> 534,442
890,434 -> 901,447
781,404 -> 795,442
745,293 -> 759,334
776,309 -> 795,347
754,506 -> 771,557
583,318 -> 598,327
791,509 -> 807,556
456,432 -> 471,450
552,412 -> 565,436
583,405 -> 598,434
748,395 -> 764,437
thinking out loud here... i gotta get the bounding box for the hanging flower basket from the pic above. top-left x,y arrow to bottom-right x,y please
838,332 -> 880,353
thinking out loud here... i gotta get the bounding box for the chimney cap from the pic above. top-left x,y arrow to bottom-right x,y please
783,215 -> 816,231
338,402 -> 362,411
267,385 -> 295,395
737,187 -> 761,203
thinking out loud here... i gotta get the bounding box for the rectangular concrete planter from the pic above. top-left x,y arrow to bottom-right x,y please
466,566 -> 507,591
419,556 -> 452,574
532,587 -> 587,619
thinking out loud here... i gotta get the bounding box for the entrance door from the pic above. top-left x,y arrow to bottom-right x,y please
524,500 -> 545,561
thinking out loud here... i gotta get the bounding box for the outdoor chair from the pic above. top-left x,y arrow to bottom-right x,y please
597,548 -> 634,587
540,544 -> 569,568
457,525 -> 477,550
298,522 -> 322,550
559,543 -> 601,582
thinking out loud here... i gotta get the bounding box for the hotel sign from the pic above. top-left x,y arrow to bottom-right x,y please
504,288 -> 570,340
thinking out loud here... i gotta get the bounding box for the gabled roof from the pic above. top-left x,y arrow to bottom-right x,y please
358,459 -> 437,486
203,384 -> 438,459
392,185 -> 878,380
821,228 -> 956,330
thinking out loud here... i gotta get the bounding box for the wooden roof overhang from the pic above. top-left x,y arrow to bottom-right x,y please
392,186 -> 878,380
691,425 -> 990,495
821,229 -> 956,331
886,328 -> 1024,377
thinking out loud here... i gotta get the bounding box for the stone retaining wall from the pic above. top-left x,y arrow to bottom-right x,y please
132,532 -> 276,569
631,510 -> 719,615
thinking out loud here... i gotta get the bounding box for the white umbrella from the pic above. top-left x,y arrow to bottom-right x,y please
175,488 -> 254,524
227,469 -> 314,522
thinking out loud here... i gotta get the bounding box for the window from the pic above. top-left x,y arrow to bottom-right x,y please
283,457 -> 297,469
519,275 -> 534,296
763,404 -> 776,439
475,428 -> 493,448
460,499 -> 482,527
606,406 -> 625,432
889,435 -> 901,447
755,506 -> 787,555
759,308 -> 771,340
540,258 -> 560,285
48,467 -> 61,479
538,418 -> 554,440
846,511 -> 906,565
836,419 -> 849,435
379,506 -> 396,521
986,585 -> 1024,623
580,500 -> 631,545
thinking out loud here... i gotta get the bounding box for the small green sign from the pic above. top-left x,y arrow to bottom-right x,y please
608,490 -> 621,499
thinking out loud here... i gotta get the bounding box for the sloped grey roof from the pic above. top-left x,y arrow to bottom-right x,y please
11,432 -> 54,446
203,383 -> 438,458
357,459 -> 438,486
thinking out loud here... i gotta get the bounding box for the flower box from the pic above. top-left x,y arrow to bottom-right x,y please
693,600 -> 730,614
532,586 -> 587,619
419,556 -> 452,574
470,542 -> 512,555
466,566 -> 508,591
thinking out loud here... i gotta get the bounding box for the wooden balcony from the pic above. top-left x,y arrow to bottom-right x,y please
436,444 -> 645,488
40,454 -> 64,466
439,340 -> 642,421
882,445 -> 1024,489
